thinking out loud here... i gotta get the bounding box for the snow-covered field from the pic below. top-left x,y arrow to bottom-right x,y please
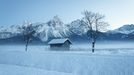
0,64 -> 72,75
0,43 -> 134,75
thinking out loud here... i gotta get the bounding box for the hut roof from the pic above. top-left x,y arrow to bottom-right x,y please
48,38 -> 72,44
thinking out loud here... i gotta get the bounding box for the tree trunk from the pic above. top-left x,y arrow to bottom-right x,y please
92,42 -> 95,53
25,40 -> 29,52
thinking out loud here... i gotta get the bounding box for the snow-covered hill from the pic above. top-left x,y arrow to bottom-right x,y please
0,25 -> 21,34
0,25 -> 21,39
108,24 -> 134,34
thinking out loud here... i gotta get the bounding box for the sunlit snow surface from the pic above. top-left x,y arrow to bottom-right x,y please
0,42 -> 134,75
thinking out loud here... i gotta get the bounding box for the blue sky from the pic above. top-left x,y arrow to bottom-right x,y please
0,0 -> 134,29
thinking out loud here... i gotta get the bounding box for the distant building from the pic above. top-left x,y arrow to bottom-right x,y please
48,38 -> 72,50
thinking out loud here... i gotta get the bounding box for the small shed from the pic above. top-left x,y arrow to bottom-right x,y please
48,38 -> 72,50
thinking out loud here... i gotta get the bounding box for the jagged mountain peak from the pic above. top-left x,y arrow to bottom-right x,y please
34,17 -> 71,41
47,15 -> 64,27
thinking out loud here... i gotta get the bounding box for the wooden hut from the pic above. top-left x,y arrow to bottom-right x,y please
48,38 -> 72,50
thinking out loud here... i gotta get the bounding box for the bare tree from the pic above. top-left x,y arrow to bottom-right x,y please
82,10 -> 108,53
21,21 -> 36,51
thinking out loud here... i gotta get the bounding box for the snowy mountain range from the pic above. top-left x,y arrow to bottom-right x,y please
108,24 -> 134,34
0,16 -> 134,44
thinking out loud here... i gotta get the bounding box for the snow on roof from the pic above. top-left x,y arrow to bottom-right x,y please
48,38 -> 71,44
